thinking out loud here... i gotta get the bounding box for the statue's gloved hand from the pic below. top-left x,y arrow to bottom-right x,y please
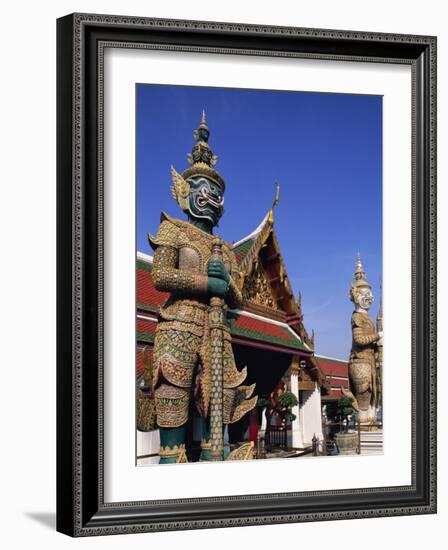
207,259 -> 230,283
207,276 -> 229,298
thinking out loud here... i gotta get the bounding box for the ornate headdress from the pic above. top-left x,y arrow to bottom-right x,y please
349,253 -> 372,303
171,111 -> 225,211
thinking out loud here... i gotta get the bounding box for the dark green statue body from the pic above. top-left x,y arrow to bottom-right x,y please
149,113 -> 257,463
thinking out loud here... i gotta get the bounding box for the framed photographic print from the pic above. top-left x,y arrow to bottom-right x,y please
56,13 -> 437,536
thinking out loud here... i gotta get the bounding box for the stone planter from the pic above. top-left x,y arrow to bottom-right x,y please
335,431 -> 358,455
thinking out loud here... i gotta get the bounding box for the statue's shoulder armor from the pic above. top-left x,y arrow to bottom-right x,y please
148,212 -> 185,251
351,311 -> 365,328
148,213 -> 238,273
351,311 -> 373,330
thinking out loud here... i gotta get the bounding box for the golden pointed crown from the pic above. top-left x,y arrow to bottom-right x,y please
353,253 -> 367,282
181,110 -> 225,190
171,111 -> 226,209
349,253 -> 371,302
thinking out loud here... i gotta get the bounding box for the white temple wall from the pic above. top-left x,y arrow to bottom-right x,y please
290,372 -> 305,449
300,384 -> 323,448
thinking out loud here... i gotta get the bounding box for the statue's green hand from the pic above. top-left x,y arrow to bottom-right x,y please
207,276 -> 228,298
207,259 -> 230,283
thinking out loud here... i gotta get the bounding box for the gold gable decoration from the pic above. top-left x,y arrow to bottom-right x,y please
242,258 -> 278,310
299,365 -> 316,391
290,355 -> 300,376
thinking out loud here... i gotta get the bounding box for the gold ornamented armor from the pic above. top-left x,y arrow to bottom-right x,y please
349,311 -> 379,413
344,254 -> 381,425
150,212 -> 256,429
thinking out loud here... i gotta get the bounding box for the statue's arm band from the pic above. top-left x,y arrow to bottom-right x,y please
152,245 -> 208,295
352,328 -> 380,346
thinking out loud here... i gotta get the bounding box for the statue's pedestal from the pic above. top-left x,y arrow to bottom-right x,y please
358,405 -> 378,431
359,421 -> 378,432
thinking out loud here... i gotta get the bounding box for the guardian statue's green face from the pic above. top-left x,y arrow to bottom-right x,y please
187,176 -> 224,227
170,111 -> 226,230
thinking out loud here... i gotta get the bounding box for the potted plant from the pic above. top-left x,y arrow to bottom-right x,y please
277,391 -> 298,426
336,396 -> 353,432
334,396 -> 358,454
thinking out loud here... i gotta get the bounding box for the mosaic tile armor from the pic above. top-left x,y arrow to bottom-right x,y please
150,213 -> 256,429
349,311 -> 378,414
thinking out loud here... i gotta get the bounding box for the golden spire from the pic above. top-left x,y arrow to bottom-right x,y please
200,109 -> 207,127
182,111 -> 224,188
192,110 -> 211,152
353,252 -> 367,282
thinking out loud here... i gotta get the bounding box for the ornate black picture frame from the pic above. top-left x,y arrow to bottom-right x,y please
56,13 -> 437,536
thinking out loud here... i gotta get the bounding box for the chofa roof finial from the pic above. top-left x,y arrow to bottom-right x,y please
268,182 -> 280,225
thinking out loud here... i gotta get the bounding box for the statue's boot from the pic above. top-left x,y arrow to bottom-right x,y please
199,439 -> 212,461
159,426 -> 188,464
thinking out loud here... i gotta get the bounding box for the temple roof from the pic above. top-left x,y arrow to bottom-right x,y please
137,252 -> 168,314
231,210 -> 315,346
135,208 -> 329,388
232,209 -> 330,389
136,314 -> 158,344
230,311 -> 309,352
233,213 -> 269,265
136,252 -> 310,354
315,355 -> 349,399
136,308 -> 310,354
237,210 -> 303,318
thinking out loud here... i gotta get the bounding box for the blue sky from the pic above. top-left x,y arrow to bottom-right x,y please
136,84 -> 382,360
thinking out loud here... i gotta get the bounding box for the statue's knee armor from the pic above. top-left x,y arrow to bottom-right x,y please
152,328 -> 200,428
154,384 -> 190,428
155,354 -> 196,389
350,362 -> 372,399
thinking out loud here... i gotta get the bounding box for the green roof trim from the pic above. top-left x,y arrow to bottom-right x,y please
137,259 -> 153,272
137,331 -> 155,344
230,321 -> 308,351
137,322 -> 307,351
233,238 -> 256,262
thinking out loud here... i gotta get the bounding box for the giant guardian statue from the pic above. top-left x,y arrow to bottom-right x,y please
149,113 -> 257,463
